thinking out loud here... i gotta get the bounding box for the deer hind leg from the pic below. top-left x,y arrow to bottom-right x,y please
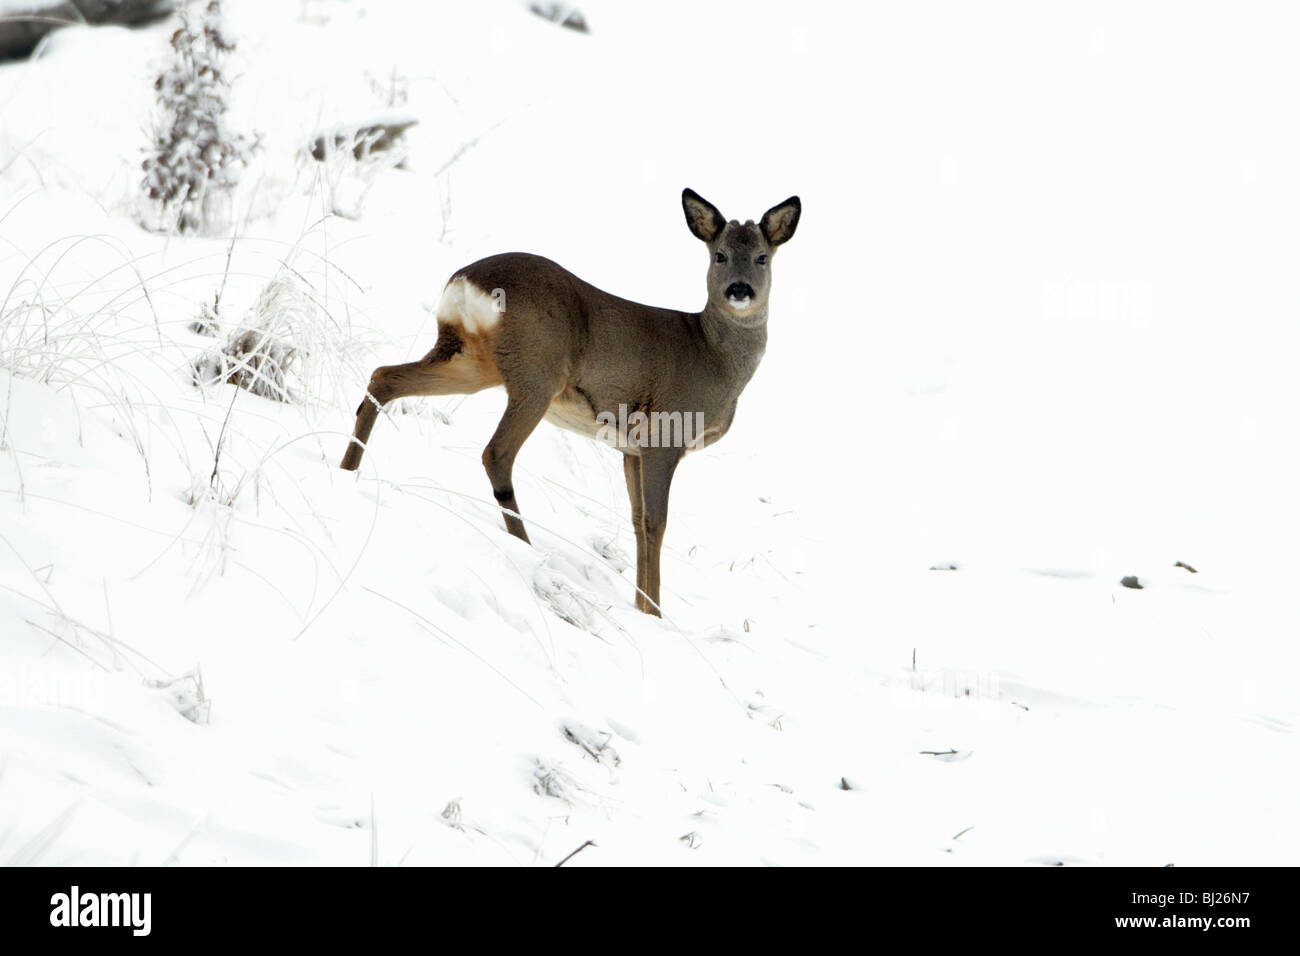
340,326 -> 499,471
482,386 -> 554,544
627,446 -> 682,616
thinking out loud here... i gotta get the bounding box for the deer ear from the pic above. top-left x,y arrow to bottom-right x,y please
760,196 -> 801,247
682,188 -> 726,243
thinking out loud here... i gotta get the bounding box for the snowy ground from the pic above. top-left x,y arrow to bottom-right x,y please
1,0 -> 1297,866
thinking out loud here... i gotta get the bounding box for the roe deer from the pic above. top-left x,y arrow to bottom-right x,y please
340,188 -> 801,616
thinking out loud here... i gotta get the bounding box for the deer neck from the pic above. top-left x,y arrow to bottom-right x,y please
699,303 -> 768,388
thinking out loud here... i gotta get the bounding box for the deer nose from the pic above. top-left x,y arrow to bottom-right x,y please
725,282 -> 755,301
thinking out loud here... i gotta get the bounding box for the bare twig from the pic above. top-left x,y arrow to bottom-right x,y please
554,840 -> 596,868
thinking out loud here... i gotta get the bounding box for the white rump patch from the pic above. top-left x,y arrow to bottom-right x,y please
436,276 -> 501,336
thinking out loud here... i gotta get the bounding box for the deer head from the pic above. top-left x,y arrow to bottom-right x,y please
682,188 -> 801,326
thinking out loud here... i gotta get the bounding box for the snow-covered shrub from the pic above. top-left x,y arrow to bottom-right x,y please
306,116 -> 416,220
191,271 -> 362,407
191,275 -> 309,402
193,326 -> 298,402
142,0 -> 255,234
308,118 -> 417,164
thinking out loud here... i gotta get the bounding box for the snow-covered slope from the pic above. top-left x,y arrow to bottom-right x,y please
1,0 -> 1296,865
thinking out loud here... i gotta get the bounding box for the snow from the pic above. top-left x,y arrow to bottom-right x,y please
1,0 -> 1297,866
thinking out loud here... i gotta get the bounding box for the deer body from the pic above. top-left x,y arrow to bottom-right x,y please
341,189 -> 800,615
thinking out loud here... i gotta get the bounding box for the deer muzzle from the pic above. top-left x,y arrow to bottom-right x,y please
724,282 -> 756,306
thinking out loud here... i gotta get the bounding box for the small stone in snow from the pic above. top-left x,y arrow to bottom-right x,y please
1120,575 -> 1143,589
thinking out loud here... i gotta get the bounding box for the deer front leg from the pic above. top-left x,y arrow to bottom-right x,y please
628,446 -> 682,616
623,454 -> 648,607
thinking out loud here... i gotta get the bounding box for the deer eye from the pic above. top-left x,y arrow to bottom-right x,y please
756,255 -> 768,265
715,252 -> 727,263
